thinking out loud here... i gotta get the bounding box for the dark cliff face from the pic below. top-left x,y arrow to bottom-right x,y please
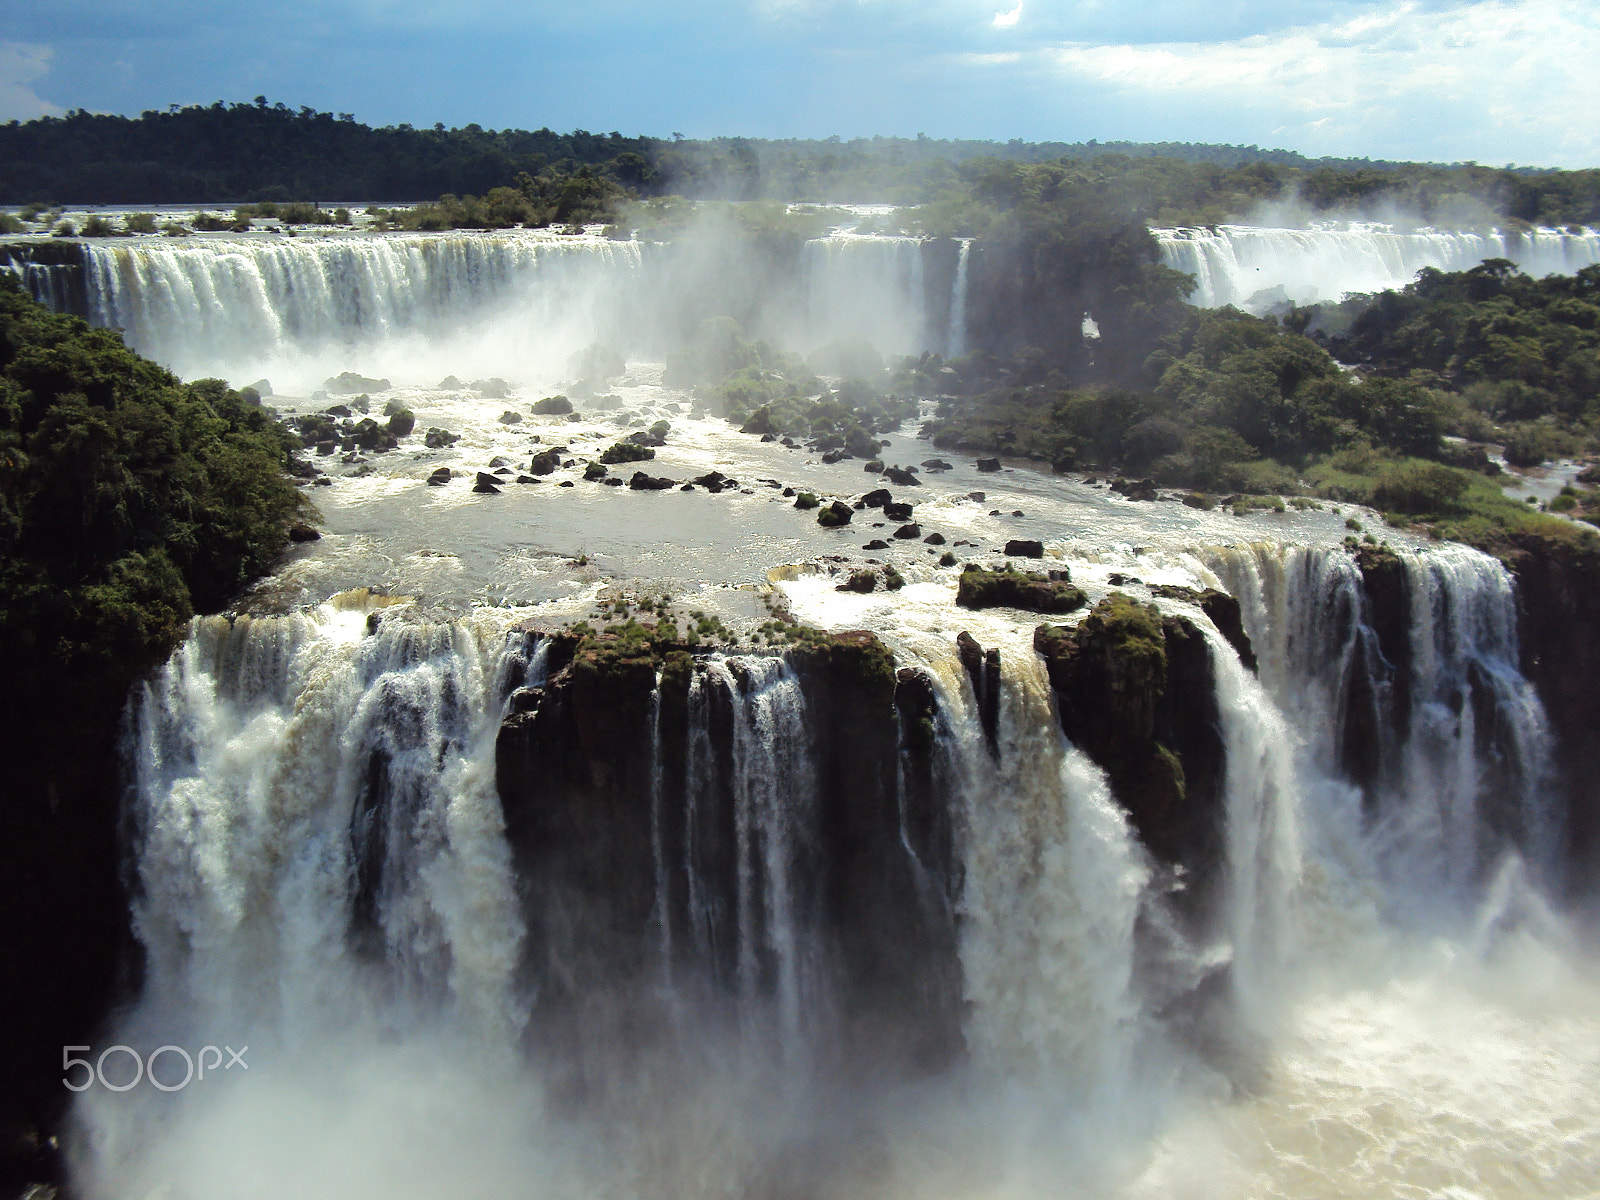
0,690 -> 133,1194
1497,530 -> 1600,895
494,630 -> 962,1083
1033,593 -> 1236,920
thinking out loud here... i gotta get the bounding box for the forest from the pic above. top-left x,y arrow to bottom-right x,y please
6,99 -> 1600,227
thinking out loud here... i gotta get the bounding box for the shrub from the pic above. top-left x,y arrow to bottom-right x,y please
123,213 -> 158,234
1372,462 -> 1472,514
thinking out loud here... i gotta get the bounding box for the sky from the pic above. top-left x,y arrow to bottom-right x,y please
3,0 -> 1597,167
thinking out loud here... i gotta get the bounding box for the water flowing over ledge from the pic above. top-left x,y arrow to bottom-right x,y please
1156,222 -> 1600,310
73,540 -> 1599,1200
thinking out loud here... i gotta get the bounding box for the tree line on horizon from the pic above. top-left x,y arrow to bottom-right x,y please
4,98 -> 1600,228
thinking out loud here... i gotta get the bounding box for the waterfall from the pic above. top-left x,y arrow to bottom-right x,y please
934,643 -> 1149,1086
800,234 -> 931,358
78,234 -> 648,384
124,600 -> 537,1038
702,656 -> 821,1053
1157,222 -> 1600,310
1200,542 -> 1557,913
947,238 -> 971,358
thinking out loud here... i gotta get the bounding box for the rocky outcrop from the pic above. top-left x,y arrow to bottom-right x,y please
957,565 -> 1086,614
1495,529 -> 1600,894
1033,593 -> 1226,915
1147,585 -> 1257,673
495,629 -> 962,1078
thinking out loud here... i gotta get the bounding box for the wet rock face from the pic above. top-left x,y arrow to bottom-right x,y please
495,631 -> 962,1076
1033,594 -> 1226,914
1498,530 -> 1600,893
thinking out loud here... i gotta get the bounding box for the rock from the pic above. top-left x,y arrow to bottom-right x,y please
782,487 -> 796,497
489,456 -> 513,468
600,441 -> 655,465
351,418 -> 397,451
794,492 -> 821,510
822,450 -> 851,465
693,471 -> 731,493
864,460 -> 885,473
476,378 -> 511,399
437,375 -> 462,389
424,427 -> 458,448
629,471 -> 676,490
584,462 -> 608,481
529,450 -> 561,475
839,570 -> 877,593
288,522 -> 320,542
1148,586 -> 1258,674
818,500 -> 853,527
862,489 -> 892,508
924,532 -> 946,545
1111,476 -> 1159,501
956,566 -> 1086,615
493,467 -> 512,475
1004,539 -> 1044,558
604,477 -> 624,486
956,632 -> 1002,756
976,458 -> 1001,472
533,395 -> 573,415
862,539 -> 890,550
967,492 -> 985,502
325,403 -> 353,418
559,480 -> 574,487
894,524 -> 922,539
680,484 -> 696,492
517,475 -> 537,484
761,433 -> 777,443
884,466 -> 920,487
883,502 -> 914,522
921,459 -> 953,471
473,472 -> 501,494
325,371 -> 390,394
499,410 -> 524,425
245,377 -> 273,397
316,440 -> 336,456
1033,594 -> 1228,902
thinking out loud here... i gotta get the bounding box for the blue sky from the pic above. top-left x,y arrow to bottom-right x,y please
3,1 -> 1597,166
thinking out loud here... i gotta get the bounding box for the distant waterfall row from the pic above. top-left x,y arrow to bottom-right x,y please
1157,223 -> 1600,310
5,232 -> 975,383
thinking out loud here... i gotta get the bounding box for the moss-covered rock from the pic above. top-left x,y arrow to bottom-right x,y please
956,565 -> 1087,614
1034,593 -> 1226,909
818,500 -> 853,527
599,440 -> 654,465
1147,584 -> 1258,672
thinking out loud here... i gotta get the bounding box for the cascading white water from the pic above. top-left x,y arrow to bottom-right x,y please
82,234 -> 648,386
930,642 -> 1150,1088
947,238 -> 971,359
701,656 -> 821,1054
123,599 -> 535,1037
800,234 -> 930,359
1157,222 -> 1600,310
1199,541 -> 1556,911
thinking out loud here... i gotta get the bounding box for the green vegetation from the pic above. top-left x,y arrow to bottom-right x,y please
9,101 -> 1600,226
0,281 -> 308,702
955,564 -> 1087,614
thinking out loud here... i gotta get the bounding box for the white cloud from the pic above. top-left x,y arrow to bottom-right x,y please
1039,0 -> 1600,164
0,41 -> 61,120
993,3 -> 1022,29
